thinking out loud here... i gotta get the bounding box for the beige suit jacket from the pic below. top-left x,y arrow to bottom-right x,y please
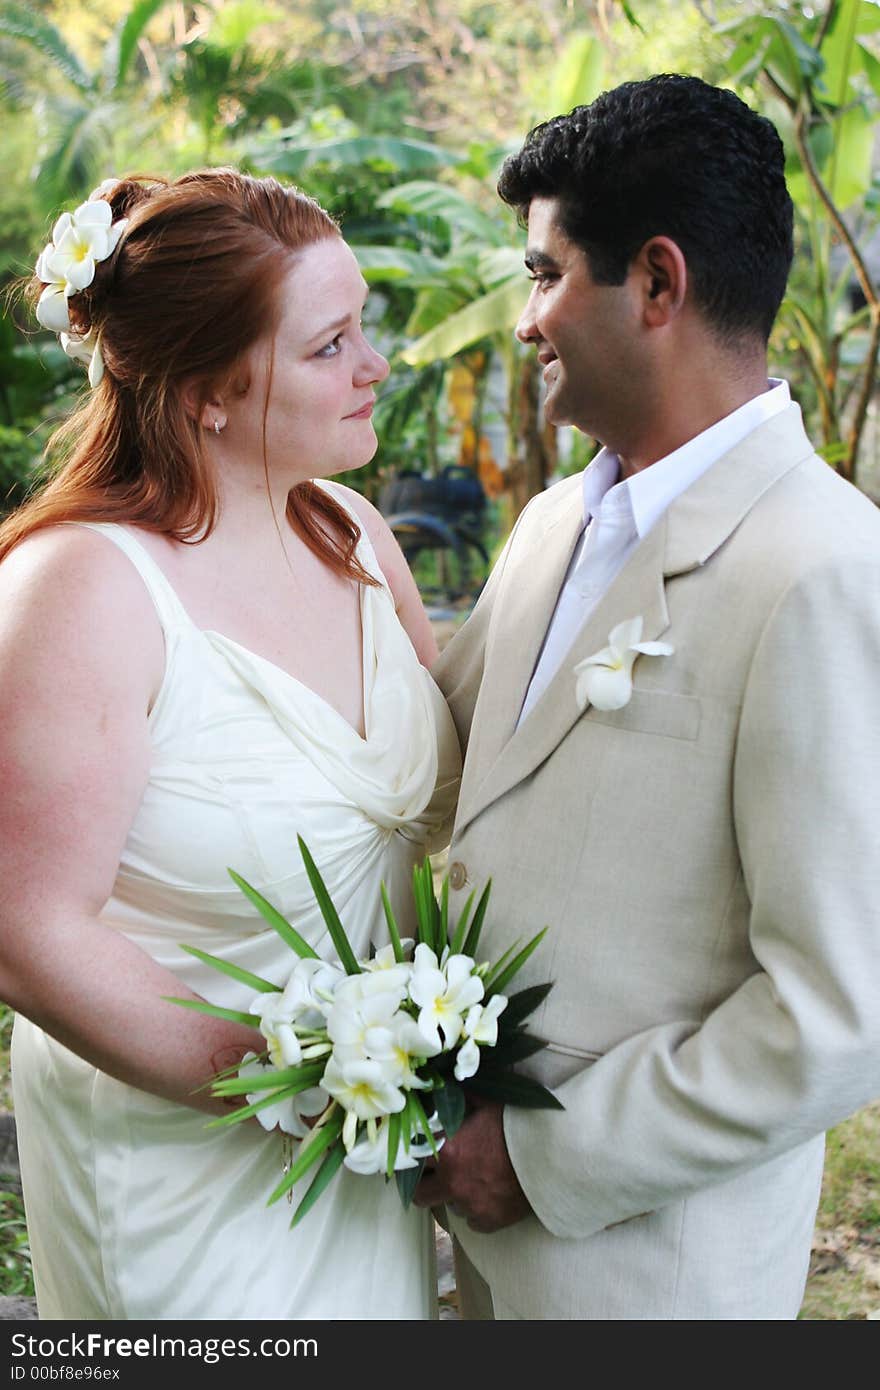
433,404 -> 880,1318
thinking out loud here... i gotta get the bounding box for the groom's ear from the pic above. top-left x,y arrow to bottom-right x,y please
632,236 -> 687,327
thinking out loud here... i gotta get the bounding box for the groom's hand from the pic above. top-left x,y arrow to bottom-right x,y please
412,1097 -> 532,1233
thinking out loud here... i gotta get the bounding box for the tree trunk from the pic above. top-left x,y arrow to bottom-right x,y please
505,353 -> 553,522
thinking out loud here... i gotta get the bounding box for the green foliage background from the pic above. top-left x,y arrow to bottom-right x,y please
0,0 -> 879,1318
2,0 -> 878,509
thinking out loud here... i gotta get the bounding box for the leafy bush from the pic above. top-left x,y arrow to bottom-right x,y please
0,1187 -> 33,1298
0,425 -> 41,518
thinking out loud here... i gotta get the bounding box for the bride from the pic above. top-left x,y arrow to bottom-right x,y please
0,170 -> 460,1320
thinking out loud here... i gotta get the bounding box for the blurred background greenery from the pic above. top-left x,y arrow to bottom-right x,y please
2,0 -> 880,537
1,0 -> 879,1318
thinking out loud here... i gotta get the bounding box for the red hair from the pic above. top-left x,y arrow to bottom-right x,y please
1,169 -> 377,584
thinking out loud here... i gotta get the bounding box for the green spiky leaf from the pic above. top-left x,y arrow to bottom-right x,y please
409,1092 -> 440,1158
462,879 -> 492,958
180,944 -> 281,994
465,1071 -> 563,1109
433,1081 -> 466,1138
449,887 -> 476,955
380,880 -> 406,963
290,1141 -> 346,1228
228,868 -> 319,959
296,836 -> 360,975
395,1157 -> 426,1210
483,1032 -> 548,1066
500,982 -> 553,1029
211,1061 -> 326,1095
386,1111 -> 402,1179
267,1108 -> 344,1205
485,928 -> 548,998
482,938 -> 522,991
163,996 -> 255,1027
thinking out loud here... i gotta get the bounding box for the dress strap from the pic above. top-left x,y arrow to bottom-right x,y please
74,523 -> 188,635
313,479 -> 387,589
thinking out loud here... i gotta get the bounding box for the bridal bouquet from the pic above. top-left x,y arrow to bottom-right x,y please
171,837 -> 560,1227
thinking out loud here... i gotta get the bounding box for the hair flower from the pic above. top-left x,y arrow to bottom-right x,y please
47,200 -> 126,294
33,186 -> 127,380
59,328 -> 105,388
89,177 -> 122,202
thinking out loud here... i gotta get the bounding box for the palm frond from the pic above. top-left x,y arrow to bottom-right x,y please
0,3 -> 90,91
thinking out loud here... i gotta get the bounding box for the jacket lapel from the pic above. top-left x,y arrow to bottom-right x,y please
455,403 -> 816,835
458,516 -> 669,833
457,475 -> 585,790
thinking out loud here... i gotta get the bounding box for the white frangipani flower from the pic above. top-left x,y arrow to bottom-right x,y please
35,282 -> 72,332
238,1053 -> 328,1136
280,956 -> 345,1029
465,993 -> 508,1044
59,328 -> 105,387
336,963 -> 412,1003
343,1106 -> 447,1174
454,1036 -> 480,1082
87,339 -> 105,388
48,200 -> 126,293
59,329 -> 95,366
326,985 -> 405,1066
249,992 -> 303,1070
365,1011 -> 440,1088
322,1055 -> 406,1152
89,178 -> 121,201
408,1109 -> 446,1159
343,1119 -> 420,1175
409,943 -> 484,1051
573,616 -> 674,712
362,940 -> 414,971
34,198 -> 128,336
454,994 -> 509,1081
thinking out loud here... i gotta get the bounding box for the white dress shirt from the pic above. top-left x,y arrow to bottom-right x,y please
518,380 -> 791,722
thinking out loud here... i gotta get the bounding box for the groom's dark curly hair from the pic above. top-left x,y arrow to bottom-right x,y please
497,74 -> 794,345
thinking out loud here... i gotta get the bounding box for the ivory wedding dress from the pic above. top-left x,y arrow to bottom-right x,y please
11,486 -> 460,1320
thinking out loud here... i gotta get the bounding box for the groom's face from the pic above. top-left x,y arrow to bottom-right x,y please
515,197 -> 645,447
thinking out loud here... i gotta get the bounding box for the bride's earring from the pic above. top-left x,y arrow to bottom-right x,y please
213,419 -> 225,435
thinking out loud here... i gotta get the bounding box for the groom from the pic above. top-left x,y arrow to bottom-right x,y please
416,75 -> 880,1319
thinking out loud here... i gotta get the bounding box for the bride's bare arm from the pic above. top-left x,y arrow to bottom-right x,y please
0,527 -> 261,1113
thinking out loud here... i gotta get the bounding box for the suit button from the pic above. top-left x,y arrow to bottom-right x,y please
448,861 -> 467,891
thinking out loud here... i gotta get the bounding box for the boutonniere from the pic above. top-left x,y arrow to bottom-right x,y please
573,616 -> 674,712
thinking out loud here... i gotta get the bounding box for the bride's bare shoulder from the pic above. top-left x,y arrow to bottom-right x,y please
0,524 -> 164,691
1,521 -> 147,591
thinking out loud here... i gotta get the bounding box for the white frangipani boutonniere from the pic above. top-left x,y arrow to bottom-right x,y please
574,616 -> 674,712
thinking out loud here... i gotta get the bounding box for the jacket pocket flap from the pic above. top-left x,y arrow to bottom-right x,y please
585,689 -> 701,741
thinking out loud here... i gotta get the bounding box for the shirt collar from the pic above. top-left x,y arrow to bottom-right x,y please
581,379 -> 791,537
